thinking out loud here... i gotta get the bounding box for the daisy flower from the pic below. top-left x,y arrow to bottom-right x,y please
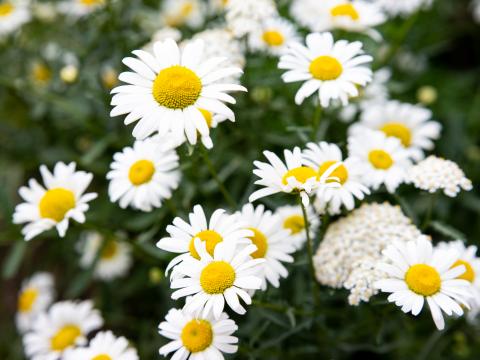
375,236 -> 473,330
78,231 -> 133,281
236,204 -> 295,289
110,39 -> 246,146
209,0 -> 229,14
157,204 -> 252,275
225,0 -> 277,37
159,306 -> 238,359
303,141 -> 370,215
0,0 -> 30,36
13,161 -> 97,241
57,0 -> 105,18
375,0 -> 433,17
348,130 -> 412,193
63,331 -> 138,360
351,100 -> 441,161
16,272 -> 55,333
248,17 -> 300,57
23,300 -> 103,359
171,239 -> 264,319
275,204 -> 320,250
107,135 -> 181,211
161,0 -> 205,29
279,32 -> 373,107
249,147 -> 340,206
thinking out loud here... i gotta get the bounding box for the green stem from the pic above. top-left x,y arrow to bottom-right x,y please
311,105 -> 322,141
421,193 -> 438,230
252,300 -> 314,316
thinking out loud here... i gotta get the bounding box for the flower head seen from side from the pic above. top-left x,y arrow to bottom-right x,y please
248,17 -> 300,57
171,239 -> 264,319
161,0 -> 205,29
13,162 -> 97,241
236,204 -> 295,289
348,129 -> 412,193
57,0 -> 105,18
159,306 -> 238,359
0,0 -> 30,36
351,100 -> 441,161
23,300 -> 103,359
110,38 -> 246,147
279,32 -> 373,107
63,331 -> 139,360
375,237 -> 473,330
78,231 -> 133,281
275,204 -> 320,251
107,135 -> 181,211
16,272 -> 55,333
157,205 -> 253,276
303,141 -> 370,215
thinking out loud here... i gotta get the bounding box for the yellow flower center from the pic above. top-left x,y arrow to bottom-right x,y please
282,166 -> 318,185
318,160 -> 348,184
262,30 -> 285,47
50,325 -> 82,351
180,2 -> 194,16
39,188 -> 76,222
0,3 -> 14,17
309,56 -> 343,81
101,241 -> 118,260
199,108 -> 213,128
405,264 -> 441,296
368,150 -> 393,170
181,319 -> 213,353
330,3 -> 360,20
92,355 -> 112,360
452,260 -> 475,283
128,159 -> 155,186
18,288 -> 38,313
200,261 -> 235,294
152,65 -> 202,109
32,63 -> 52,83
189,230 -> 223,260
283,215 -> 305,235
247,227 -> 268,259
380,122 -> 412,147
80,0 -> 104,6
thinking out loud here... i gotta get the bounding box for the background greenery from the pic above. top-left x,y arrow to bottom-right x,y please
1,0 -> 480,359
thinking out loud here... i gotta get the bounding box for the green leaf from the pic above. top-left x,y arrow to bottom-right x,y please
2,240 -> 27,279
430,221 -> 466,240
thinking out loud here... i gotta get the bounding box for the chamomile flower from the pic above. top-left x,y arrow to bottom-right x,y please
159,307 -> 238,359
375,237 -> 473,330
0,0 -> 30,36
275,205 -> 320,250
13,162 -> 97,241
236,204 -> 295,289
23,300 -> 103,359
375,0 -> 433,17
63,331 -> 139,360
303,142 -> 370,215
107,135 -> 181,211
171,239 -> 264,319
78,231 -> 133,281
348,130 -> 412,193
249,147 -> 338,206
351,100 -> 441,161
157,204 -> 253,275
248,17 -> 300,57
161,0 -> 205,29
16,272 -> 55,333
225,0 -> 277,37
279,32 -> 373,107
58,0 -> 105,18
209,0 -> 229,14
110,39 -> 246,146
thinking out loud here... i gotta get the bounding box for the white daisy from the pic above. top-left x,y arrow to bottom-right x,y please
63,331 -> 139,360
16,272 -> 55,333
348,129 -> 412,193
0,0 -> 30,36
375,0 -> 433,17
236,203 -> 295,289
248,17 -> 300,57
279,32 -> 373,107
13,162 -> 97,241
275,204 -> 320,250
57,0 -> 105,18
159,306 -> 238,360
156,204 -> 253,275
209,0 -> 229,14
161,0 -> 205,29
351,100 -> 441,161
78,231 -> 133,281
107,135 -> 181,211
225,0 -> 277,37
303,141 -> 370,215
23,300 -> 103,359
142,27 -> 182,53
171,239 -> 264,319
110,39 -> 246,146
375,236 -> 473,330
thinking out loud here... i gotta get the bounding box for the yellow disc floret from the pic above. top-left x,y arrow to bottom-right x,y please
92,355 -> 112,360
452,260 -> 475,283
39,188 -> 76,222
247,227 -> 268,259
368,150 -> 393,170
405,264 -> 441,296
101,241 -> 118,260
181,319 -> 213,353
380,122 -> 412,147
0,3 -> 14,17
318,160 -> 348,184
262,30 -> 285,47
128,160 -> 155,186
282,166 -> 318,185
200,261 -> 235,294
283,215 -> 305,235
80,0 -> 104,6
189,230 -> 223,260
309,56 -> 343,81
330,3 -> 360,20
18,288 -> 38,313
198,108 -> 213,128
152,65 -> 202,109
50,325 -> 81,351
